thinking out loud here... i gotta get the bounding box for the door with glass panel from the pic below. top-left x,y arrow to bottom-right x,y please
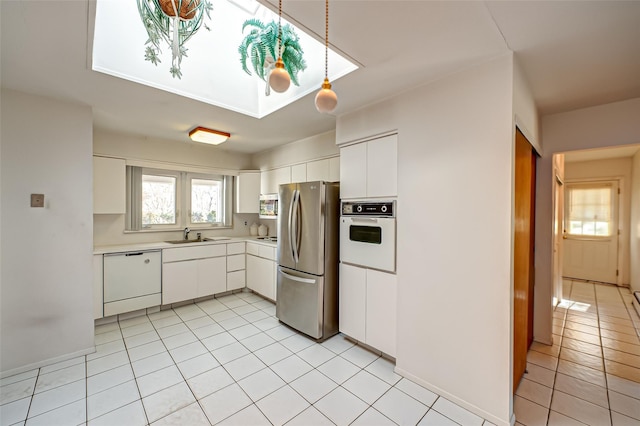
563,181 -> 619,284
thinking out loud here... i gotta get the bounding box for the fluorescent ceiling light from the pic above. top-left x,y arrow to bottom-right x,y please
92,0 -> 359,118
189,127 -> 230,145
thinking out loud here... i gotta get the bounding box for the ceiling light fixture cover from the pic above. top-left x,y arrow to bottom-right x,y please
315,0 -> 337,113
268,0 -> 291,93
189,127 -> 230,144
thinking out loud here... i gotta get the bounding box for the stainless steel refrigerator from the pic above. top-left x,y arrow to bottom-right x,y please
276,181 -> 340,341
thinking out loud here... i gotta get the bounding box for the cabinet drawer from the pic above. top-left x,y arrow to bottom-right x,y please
163,244 -> 226,262
227,242 -> 245,255
227,270 -> 245,290
246,242 -> 260,256
258,245 -> 276,260
227,254 -> 246,272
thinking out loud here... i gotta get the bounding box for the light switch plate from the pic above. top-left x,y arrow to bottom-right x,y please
31,193 -> 44,207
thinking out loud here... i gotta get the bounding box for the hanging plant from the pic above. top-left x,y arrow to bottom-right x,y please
137,0 -> 212,79
238,19 -> 306,95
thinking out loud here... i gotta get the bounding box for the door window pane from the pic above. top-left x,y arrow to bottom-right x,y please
191,178 -> 222,224
142,174 -> 176,225
566,185 -> 612,236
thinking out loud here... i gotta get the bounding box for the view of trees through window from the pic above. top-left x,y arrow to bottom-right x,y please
191,178 -> 221,224
142,174 -> 176,225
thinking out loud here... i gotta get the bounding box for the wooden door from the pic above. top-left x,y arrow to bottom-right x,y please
513,128 -> 536,392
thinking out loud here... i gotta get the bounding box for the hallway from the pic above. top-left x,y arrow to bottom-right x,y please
515,280 -> 640,425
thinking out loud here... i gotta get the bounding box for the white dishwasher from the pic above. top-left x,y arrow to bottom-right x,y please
103,250 -> 162,316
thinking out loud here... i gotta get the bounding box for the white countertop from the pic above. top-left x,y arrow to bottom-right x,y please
94,236 -> 277,255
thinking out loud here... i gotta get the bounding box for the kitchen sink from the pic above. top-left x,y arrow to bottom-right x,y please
165,239 -> 207,244
165,237 -> 231,244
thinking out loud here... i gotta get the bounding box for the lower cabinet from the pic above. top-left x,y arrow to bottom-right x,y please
162,245 -> 228,305
246,242 -> 277,301
339,263 -> 397,357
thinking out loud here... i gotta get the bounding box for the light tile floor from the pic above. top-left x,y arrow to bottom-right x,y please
1,291 -> 498,426
514,280 -> 640,426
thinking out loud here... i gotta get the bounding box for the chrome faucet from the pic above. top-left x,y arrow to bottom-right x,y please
183,227 -> 190,240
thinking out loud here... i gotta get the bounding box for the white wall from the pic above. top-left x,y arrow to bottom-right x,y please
631,151 -> 640,293
1,90 -> 95,375
251,130 -> 338,170
337,54 -> 516,425
536,98 -> 640,342
564,158 -> 633,285
93,129 -> 256,246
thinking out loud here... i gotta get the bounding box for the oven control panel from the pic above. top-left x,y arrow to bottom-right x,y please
341,201 -> 395,217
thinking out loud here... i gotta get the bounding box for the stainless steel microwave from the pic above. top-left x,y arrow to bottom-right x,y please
259,194 -> 278,219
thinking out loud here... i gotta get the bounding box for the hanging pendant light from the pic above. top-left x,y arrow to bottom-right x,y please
268,0 -> 291,93
315,0 -> 337,113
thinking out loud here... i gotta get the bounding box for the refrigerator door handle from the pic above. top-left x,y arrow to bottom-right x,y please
289,189 -> 300,263
280,269 -> 316,284
295,190 -> 302,262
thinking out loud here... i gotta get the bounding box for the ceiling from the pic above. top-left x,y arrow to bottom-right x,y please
2,1 -> 639,154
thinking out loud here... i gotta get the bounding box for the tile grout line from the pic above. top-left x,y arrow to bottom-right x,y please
545,278 -> 571,425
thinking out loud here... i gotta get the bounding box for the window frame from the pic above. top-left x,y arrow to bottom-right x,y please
126,166 -> 234,232
140,168 -> 181,230
564,181 -> 616,239
186,172 -> 227,228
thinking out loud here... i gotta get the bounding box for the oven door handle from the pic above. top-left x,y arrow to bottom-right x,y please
349,217 -> 379,223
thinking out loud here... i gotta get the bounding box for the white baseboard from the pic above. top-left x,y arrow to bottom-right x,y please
1,346 -> 95,379
393,366 -> 512,426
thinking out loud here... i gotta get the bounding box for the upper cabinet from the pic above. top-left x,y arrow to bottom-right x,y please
93,156 -> 126,214
340,134 -> 397,199
235,171 -> 260,214
261,167 -> 291,194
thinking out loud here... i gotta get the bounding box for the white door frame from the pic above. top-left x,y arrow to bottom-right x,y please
563,177 -> 623,286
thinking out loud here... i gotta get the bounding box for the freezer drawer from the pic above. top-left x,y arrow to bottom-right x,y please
103,250 -> 162,303
276,267 -> 324,339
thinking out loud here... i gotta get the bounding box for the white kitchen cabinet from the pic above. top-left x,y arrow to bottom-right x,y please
291,164 -> 307,183
365,269 -> 397,356
227,270 -> 246,291
339,134 -> 397,199
340,143 -> 367,199
246,242 -> 276,301
163,260 -> 198,305
197,256 -> 227,297
328,157 -> 340,182
339,263 -> 366,342
306,159 -> 329,182
339,263 -> 396,356
162,243 -> 228,305
260,167 -> 291,194
93,156 -> 126,214
93,254 -> 104,319
235,171 -> 260,214
367,135 -> 398,198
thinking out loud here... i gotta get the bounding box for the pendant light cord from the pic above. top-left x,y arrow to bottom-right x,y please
324,0 -> 329,79
277,0 -> 283,57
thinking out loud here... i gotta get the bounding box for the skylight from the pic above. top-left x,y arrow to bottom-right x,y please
92,0 -> 358,118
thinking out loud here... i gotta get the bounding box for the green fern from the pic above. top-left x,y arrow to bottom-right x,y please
238,19 -> 306,88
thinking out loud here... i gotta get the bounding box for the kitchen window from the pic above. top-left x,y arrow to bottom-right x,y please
126,166 -> 233,231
